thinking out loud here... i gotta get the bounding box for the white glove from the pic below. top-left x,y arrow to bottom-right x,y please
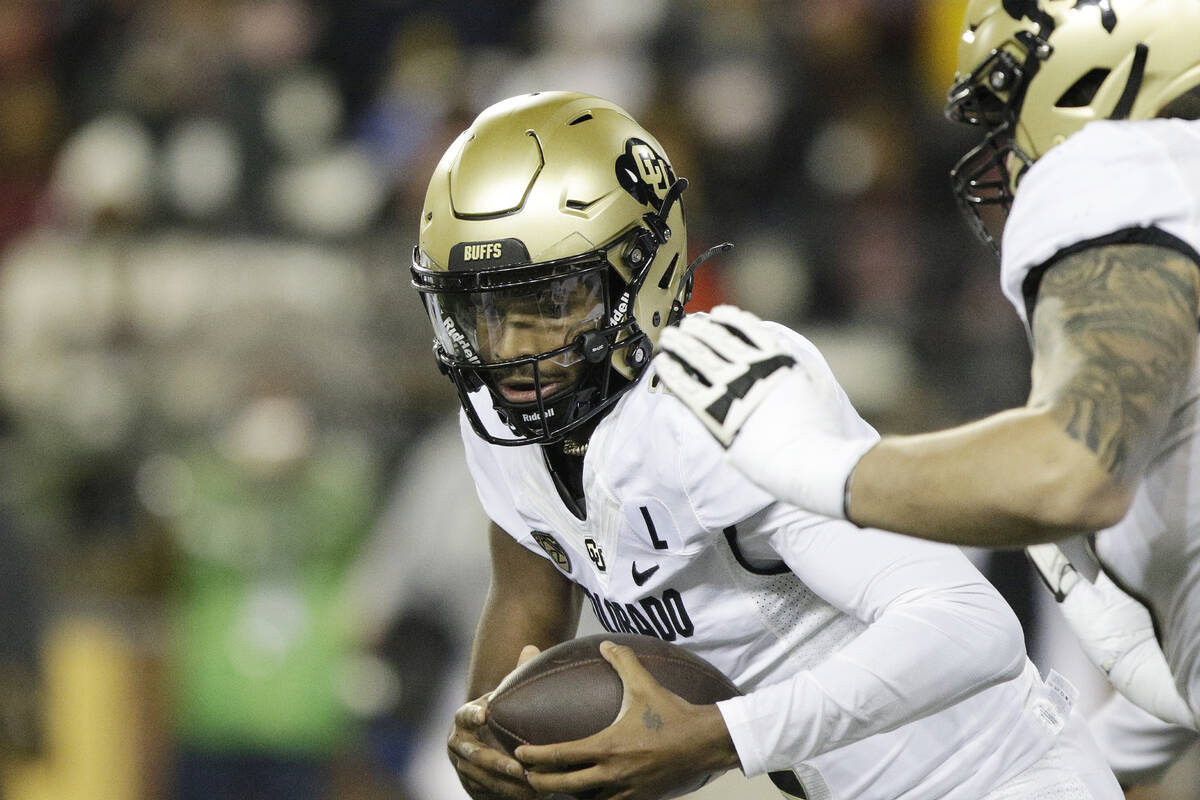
655,305 -> 876,519
1026,543 -> 1196,729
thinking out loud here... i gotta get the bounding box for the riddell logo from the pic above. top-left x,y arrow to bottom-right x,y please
608,291 -> 631,326
442,317 -> 481,364
462,242 -> 504,261
521,408 -> 555,422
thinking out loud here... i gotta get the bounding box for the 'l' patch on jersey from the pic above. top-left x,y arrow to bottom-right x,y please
624,499 -> 678,552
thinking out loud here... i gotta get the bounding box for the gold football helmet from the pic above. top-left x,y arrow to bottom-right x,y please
412,92 -> 702,445
946,0 -> 1200,249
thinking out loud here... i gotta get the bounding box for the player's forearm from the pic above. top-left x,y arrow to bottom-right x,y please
691,703 -> 743,773
719,578 -> 1025,775
467,524 -> 583,698
466,575 -> 583,699
847,406 -> 1132,547
465,597 -> 568,699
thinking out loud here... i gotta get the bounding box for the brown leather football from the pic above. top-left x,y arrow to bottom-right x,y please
486,632 -> 740,755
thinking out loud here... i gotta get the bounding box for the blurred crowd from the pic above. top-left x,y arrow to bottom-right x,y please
0,1 -> 1191,799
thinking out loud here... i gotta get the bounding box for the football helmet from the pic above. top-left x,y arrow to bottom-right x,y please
412,92 -> 696,446
946,0 -> 1200,249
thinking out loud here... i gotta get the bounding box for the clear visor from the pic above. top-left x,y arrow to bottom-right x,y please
425,264 -> 608,368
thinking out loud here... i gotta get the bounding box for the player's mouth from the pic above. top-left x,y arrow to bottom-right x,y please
497,376 -> 568,404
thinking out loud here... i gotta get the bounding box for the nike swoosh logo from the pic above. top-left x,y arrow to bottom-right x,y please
631,561 -> 660,587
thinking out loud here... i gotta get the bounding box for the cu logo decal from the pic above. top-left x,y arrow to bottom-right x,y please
616,138 -> 676,209
585,537 -> 607,572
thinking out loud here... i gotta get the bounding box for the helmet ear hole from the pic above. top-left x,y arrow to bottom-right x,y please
1055,67 -> 1111,108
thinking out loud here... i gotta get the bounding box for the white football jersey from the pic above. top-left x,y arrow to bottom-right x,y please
1000,118 -> 1200,721
461,322 -> 1093,800
1088,691 -> 1198,787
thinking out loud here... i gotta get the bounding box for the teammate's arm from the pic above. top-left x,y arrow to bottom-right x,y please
848,243 -> 1200,545
449,520 -> 583,800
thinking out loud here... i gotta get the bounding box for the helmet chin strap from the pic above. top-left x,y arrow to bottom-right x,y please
644,178 -> 688,244
1108,43 -> 1149,120
664,241 -> 735,327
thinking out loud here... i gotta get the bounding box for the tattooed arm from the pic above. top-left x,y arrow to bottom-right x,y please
844,243 -> 1199,546
1029,245 -> 1199,481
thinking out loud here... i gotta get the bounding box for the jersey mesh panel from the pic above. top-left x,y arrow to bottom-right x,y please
715,535 -> 865,674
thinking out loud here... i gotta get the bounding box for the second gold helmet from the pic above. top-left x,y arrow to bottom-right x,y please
946,0 -> 1200,248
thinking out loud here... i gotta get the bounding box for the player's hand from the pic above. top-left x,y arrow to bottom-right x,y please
447,645 -> 543,800
655,305 -> 876,519
515,640 -> 739,800
654,305 -> 800,447
1027,544 -> 1196,729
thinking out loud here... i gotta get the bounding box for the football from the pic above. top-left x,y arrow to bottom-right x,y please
486,632 -> 739,798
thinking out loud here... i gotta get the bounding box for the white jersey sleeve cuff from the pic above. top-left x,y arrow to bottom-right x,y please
715,673 -> 829,777
725,371 -> 878,520
717,693 -> 778,778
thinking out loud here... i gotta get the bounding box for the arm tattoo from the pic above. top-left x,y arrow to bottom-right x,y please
1029,244 -> 1199,479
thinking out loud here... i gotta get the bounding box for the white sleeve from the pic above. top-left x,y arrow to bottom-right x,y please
1089,691 -> 1199,788
716,512 -> 1028,776
1000,119 -> 1200,328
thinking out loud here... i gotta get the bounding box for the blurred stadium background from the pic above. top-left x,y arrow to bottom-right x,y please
0,1 -> 1194,798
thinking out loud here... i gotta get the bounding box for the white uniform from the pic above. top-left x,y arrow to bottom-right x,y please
1088,691 -> 1198,787
1001,118 -> 1200,721
462,322 -> 1120,799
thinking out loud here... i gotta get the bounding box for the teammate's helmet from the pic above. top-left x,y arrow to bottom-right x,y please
411,92 -> 691,446
946,0 -> 1200,249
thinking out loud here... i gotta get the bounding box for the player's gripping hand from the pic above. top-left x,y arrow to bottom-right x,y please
516,640 -> 739,800
447,646 -> 542,800
655,305 -> 876,519
1027,544 -> 1196,729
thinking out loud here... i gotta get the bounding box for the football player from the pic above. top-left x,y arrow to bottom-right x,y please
416,91 -> 1121,800
655,0 -> 1200,745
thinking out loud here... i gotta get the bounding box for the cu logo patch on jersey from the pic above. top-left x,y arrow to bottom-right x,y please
585,537 -> 607,572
